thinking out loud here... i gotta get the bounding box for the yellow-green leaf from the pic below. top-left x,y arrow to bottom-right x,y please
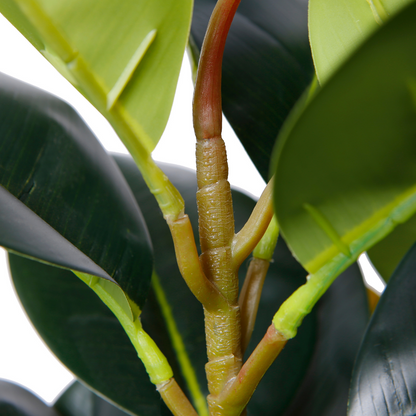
0,0 -> 192,155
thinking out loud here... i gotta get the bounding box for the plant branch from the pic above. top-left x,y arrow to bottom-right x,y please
239,258 -> 270,353
157,378 -> 199,416
231,179 -> 274,268
193,0 -> 241,140
239,216 -> 279,353
211,325 -> 287,416
168,215 -> 227,311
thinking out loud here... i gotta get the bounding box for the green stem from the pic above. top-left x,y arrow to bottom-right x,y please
231,179 -> 274,268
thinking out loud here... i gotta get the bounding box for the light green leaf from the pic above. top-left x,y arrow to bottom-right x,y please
0,0 -> 192,154
272,1 -> 416,317
309,0 -> 411,84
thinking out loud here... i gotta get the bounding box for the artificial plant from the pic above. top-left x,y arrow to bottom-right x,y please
1,0 -> 416,415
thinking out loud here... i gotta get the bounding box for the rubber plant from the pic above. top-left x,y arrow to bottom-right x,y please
1,0 -> 416,415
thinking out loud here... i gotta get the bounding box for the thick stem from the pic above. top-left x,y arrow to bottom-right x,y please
211,325 -> 287,416
196,137 -> 243,402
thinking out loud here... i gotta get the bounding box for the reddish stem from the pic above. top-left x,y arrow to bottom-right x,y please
193,0 -> 241,140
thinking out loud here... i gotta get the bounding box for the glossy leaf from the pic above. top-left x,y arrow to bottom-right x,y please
0,380 -> 60,416
0,0 -> 192,153
190,0 -> 314,180
54,381 -> 130,416
114,156 -> 316,416
283,264 -> 369,416
273,1 -> 416,285
9,254 -> 172,416
348,242 -> 416,415
0,72 -> 152,308
309,0 -> 411,84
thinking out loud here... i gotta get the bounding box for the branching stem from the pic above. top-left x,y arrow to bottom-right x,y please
211,325 -> 287,416
231,179 -> 274,268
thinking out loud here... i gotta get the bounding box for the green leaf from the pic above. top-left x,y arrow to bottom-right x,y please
309,0 -> 411,84
0,0 -> 192,153
114,156 -> 316,416
348,242 -> 416,415
273,1 -> 416,289
283,264 -> 369,416
9,253 -> 171,416
0,72 -> 152,308
190,0 -> 314,180
0,380 -> 60,416
54,381 -> 130,416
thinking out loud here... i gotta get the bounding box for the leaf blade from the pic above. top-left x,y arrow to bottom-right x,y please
273,1 -> 416,283
0,72 -> 152,307
348,243 -> 416,416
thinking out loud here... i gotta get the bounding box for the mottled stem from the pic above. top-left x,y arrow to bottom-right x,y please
196,137 -> 243,403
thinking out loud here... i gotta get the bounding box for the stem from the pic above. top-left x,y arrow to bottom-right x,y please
168,215 -> 226,311
158,378 -> 200,416
239,216 -> 279,353
211,325 -> 287,416
193,0 -> 244,410
74,272 -> 199,415
239,258 -> 270,353
231,179 -> 274,268
193,0 -> 241,141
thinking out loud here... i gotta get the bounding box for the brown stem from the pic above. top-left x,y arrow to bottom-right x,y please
157,378 -> 199,416
211,325 -> 287,416
239,258 -> 271,353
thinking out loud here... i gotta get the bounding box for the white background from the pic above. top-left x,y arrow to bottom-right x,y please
0,13 -> 384,406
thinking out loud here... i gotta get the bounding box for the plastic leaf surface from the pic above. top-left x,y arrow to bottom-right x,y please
190,0 -> 314,180
273,2 -> 416,283
348,242 -> 416,416
0,72 -> 152,308
0,0 -> 193,152
309,0 -> 411,84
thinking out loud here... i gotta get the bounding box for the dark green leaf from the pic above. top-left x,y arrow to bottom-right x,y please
114,156 -> 316,416
0,380 -> 60,416
190,0 -> 314,180
0,72 -> 152,307
348,243 -> 416,416
283,264 -> 369,416
9,253 -> 169,416
54,381 -> 130,416
273,1 -> 416,284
